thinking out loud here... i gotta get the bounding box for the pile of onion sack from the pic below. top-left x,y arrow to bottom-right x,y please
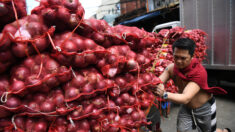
0,0 -> 208,131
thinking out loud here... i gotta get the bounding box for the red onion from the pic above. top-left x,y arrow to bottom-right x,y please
14,116 -> 25,129
33,93 -> 46,103
81,100 -> 91,107
65,87 -> 79,99
127,119 -> 134,126
56,126 -> 67,132
121,93 -> 130,103
80,119 -> 90,130
93,97 -> 105,108
136,54 -> 145,65
55,117 -> 68,126
68,122 -> 78,132
74,38 -> 85,52
139,110 -> 145,119
115,97 -> 123,106
48,0 -> 61,5
69,14 -> 79,27
25,75 -> 42,89
71,74 -> 86,87
142,73 -> 152,83
76,129 -> 88,132
63,40 -> 78,52
73,55 -> 88,68
127,51 -> 137,59
124,73 -> 135,82
131,129 -> 138,132
82,83 -> 94,93
84,39 -> 96,49
5,96 -> 21,108
13,67 -> 30,81
0,50 -> 14,62
57,7 -> 70,21
83,104 -> 94,114
35,37 -> 48,51
118,46 -> 129,55
27,21 -> 43,36
129,96 -> 136,105
40,101 -> 55,112
23,58 -> 36,69
115,77 -> 126,87
126,107 -> 134,114
25,118 -> 34,131
126,59 -> 138,70
53,93 -> 65,107
97,59 -> 106,68
119,117 -> 127,126
10,79 -> 25,92
86,72 -> 98,84
141,100 -> 150,109
45,75 -> 59,88
108,126 -> 119,132
92,123 -> 101,132
71,108 -> 82,118
63,0 -> 79,10
137,78 -> 145,86
109,87 -> 120,97
45,59 -> 59,73
102,39 -> 112,48
34,120 -> 48,132
107,112 -> 116,120
91,108 -> 102,119
131,111 -> 141,121
12,43 -> 29,58
57,66 -> 72,83
108,55 -> 117,64
3,25 -> 17,37
0,34 -> 11,51
85,53 -> 97,64
96,80 -> 106,89
28,101 -> 40,111
41,8 -> 56,21
107,100 -> 116,108
91,32 -> 105,44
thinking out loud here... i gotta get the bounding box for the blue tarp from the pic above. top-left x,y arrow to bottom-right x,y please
119,11 -> 161,25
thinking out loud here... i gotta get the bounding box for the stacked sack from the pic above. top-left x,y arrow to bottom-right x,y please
0,0 -> 207,131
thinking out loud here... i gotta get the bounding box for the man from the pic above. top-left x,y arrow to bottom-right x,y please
152,38 -> 228,132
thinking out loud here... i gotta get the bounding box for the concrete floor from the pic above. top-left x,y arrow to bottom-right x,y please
160,95 -> 235,132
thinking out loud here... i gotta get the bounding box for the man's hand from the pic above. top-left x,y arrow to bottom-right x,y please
152,83 -> 165,97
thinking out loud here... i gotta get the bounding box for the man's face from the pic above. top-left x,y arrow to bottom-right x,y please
173,47 -> 192,69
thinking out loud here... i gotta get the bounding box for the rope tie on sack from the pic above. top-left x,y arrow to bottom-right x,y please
69,116 -> 75,128
1,92 -> 9,103
11,115 -> 17,130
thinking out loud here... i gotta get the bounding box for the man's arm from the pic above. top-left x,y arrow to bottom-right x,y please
159,81 -> 200,104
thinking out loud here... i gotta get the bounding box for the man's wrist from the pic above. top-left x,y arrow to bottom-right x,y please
162,91 -> 168,99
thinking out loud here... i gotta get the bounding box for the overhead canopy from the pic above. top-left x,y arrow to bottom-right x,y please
119,10 -> 161,25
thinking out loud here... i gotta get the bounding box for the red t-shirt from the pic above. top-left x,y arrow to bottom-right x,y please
173,58 -> 227,95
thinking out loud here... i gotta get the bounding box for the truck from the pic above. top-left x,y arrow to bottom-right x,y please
152,0 -> 235,90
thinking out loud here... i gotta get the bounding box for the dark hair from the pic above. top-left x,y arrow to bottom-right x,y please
172,38 -> 196,57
